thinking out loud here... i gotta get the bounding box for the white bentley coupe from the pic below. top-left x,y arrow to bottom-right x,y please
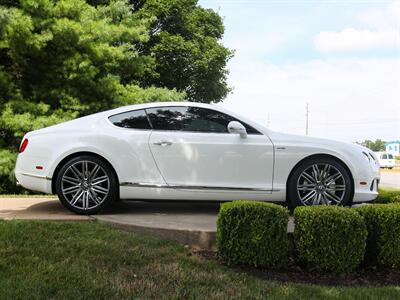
15,102 -> 380,214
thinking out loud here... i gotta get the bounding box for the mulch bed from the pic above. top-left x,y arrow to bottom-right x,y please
191,249 -> 400,287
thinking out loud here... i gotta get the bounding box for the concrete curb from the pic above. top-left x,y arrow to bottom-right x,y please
96,217 -> 217,250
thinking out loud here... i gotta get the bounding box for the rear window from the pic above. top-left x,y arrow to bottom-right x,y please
109,109 -> 151,130
388,154 -> 394,159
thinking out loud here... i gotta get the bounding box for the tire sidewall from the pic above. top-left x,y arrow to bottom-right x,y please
287,157 -> 353,209
56,155 -> 117,215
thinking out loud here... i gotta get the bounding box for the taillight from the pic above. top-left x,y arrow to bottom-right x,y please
19,139 -> 29,153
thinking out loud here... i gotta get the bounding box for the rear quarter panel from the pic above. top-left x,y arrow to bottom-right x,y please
16,117 -> 164,192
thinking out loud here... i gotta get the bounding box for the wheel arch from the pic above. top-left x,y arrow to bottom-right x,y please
285,153 -> 355,203
51,151 -> 120,195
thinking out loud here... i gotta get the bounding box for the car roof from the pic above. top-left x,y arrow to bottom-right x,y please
106,102 -> 218,115
101,101 -> 270,135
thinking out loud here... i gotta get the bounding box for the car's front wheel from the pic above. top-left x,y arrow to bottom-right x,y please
287,157 -> 352,209
56,155 -> 118,215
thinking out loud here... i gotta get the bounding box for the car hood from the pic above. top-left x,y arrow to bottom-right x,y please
268,131 -> 372,155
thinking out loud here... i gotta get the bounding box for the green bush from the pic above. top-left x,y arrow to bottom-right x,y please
294,206 -> 367,273
357,204 -> 400,268
373,189 -> 400,204
217,201 -> 289,268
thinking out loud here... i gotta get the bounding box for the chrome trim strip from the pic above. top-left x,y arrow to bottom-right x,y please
20,172 -> 52,180
120,182 -> 279,192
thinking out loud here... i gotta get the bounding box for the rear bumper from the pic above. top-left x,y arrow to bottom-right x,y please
15,153 -> 53,194
15,172 -> 52,194
15,149 -> 54,194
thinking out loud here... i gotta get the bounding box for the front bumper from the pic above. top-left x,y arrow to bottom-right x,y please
352,156 -> 380,203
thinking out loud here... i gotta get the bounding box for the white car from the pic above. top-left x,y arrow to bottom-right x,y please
376,152 -> 396,169
15,102 -> 380,214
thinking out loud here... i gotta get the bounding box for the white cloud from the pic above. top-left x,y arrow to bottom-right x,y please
219,58 -> 400,142
314,28 -> 399,52
199,0 -> 400,141
314,1 -> 400,52
359,1 -> 400,29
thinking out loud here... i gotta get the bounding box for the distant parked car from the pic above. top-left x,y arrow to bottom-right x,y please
376,152 -> 396,169
15,102 -> 380,214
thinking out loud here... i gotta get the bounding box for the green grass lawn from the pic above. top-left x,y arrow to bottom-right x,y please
1,221 -> 400,299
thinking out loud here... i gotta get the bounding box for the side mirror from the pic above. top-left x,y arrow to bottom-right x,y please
227,121 -> 247,138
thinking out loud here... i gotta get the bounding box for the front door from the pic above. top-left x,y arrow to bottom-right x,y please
146,106 -> 274,190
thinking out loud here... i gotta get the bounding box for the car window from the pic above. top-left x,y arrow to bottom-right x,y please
145,106 -> 261,134
382,154 -> 387,159
388,154 -> 393,159
109,109 -> 151,129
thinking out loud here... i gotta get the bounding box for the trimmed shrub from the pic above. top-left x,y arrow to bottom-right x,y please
357,204 -> 400,268
373,189 -> 400,204
217,201 -> 289,268
294,206 -> 367,273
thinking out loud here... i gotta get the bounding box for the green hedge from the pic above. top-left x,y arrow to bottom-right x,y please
217,201 -> 289,268
373,189 -> 400,204
294,206 -> 367,273
357,204 -> 400,268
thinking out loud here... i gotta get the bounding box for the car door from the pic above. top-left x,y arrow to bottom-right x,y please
147,106 -> 274,190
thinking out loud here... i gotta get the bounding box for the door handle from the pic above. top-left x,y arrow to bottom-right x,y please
153,140 -> 173,147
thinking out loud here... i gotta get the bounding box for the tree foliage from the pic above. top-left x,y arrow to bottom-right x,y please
0,0 -> 231,193
88,0 -> 233,102
360,139 -> 386,152
135,0 -> 233,102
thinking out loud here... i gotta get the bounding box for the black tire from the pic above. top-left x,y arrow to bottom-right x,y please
56,155 -> 118,215
287,156 -> 353,210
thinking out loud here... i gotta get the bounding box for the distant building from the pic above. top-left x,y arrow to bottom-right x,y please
386,141 -> 400,155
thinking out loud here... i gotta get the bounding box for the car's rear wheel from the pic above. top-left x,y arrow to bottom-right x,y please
56,155 -> 117,215
287,157 -> 352,209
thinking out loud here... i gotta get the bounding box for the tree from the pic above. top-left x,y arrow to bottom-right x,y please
0,0 -> 184,192
360,139 -> 386,152
136,0 -> 233,103
89,0 -> 233,103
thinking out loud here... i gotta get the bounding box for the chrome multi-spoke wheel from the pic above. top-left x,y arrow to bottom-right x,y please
56,156 -> 117,214
288,157 -> 352,209
61,160 -> 110,210
296,163 -> 346,205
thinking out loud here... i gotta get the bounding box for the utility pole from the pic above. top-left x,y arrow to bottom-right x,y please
306,103 -> 309,136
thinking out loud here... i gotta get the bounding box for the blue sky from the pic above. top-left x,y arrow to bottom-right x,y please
199,0 -> 400,142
